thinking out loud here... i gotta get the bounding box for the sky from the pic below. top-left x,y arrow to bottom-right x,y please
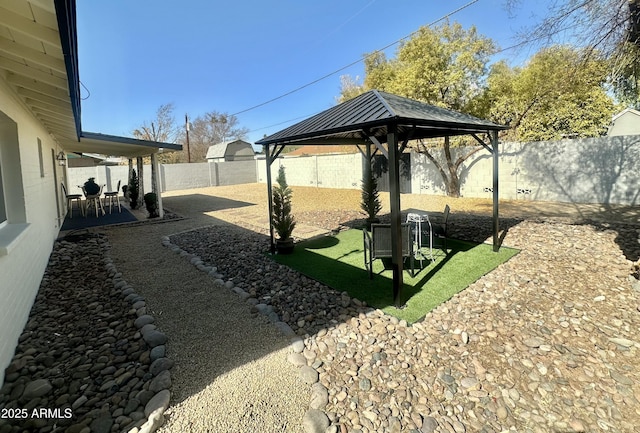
76,0 -> 547,146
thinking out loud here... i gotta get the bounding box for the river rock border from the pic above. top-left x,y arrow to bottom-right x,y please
0,232 -> 172,433
162,232 -> 356,433
104,250 -> 173,433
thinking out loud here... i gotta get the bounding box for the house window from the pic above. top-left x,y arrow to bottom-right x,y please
0,110 -> 28,255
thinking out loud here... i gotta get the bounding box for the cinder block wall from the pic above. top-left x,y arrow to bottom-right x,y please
256,154 -> 364,189
68,135 -> 640,206
410,136 -> 640,205
215,160 -> 257,186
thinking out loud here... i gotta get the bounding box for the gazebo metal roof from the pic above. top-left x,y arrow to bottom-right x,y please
258,90 -> 508,308
256,90 -> 508,146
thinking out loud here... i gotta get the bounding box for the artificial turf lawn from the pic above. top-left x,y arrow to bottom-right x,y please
272,229 -> 519,323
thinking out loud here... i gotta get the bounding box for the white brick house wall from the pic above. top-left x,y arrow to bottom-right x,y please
0,79 -> 65,383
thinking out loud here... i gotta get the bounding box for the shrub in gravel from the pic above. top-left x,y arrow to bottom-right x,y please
144,192 -> 159,218
272,166 -> 296,253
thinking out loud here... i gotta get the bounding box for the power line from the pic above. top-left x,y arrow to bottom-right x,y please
248,112 -> 319,134
246,7 -> 583,136
231,0 -> 479,117
248,39 -> 535,137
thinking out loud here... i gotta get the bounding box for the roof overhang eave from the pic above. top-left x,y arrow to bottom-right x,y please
60,131 -> 183,158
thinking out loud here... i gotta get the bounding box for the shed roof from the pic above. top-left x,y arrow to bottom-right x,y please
205,139 -> 253,159
256,90 -> 508,146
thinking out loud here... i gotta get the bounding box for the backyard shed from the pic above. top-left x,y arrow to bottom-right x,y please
256,90 -> 509,307
206,139 -> 255,162
608,108 -> 640,136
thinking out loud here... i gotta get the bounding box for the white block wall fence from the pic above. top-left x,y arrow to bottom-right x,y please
68,135 -> 640,206
68,160 -> 258,196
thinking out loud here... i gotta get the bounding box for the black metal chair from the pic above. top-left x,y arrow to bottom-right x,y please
432,204 -> 450,253
363,223 -> 414,279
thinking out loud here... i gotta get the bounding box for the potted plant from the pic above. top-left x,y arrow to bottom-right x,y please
271,166 -> 296,254
83,177 -> 101,196
129,169 -> 139,209
361,167 -> 382,230
122,184 -> 128,201
144,192 -> 159,218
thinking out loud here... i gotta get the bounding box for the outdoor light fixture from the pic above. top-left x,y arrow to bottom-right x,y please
56,151 -> 67,166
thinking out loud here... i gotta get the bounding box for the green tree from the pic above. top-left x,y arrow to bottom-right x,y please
482,45 -> 617,141
610,42 -> 640,108
339,21 -> 497,197
506,0 -> 640,107
187,111 -> 250,162
132,103 -> 185,164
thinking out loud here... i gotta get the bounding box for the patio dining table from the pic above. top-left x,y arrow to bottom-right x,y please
80,185 -> 106,218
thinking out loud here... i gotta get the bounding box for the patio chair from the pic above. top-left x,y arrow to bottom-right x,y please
103,180 -> 121,213
432,204 -> 450,253
61,183 -> 83,218
82,184 -> 105,218
363,223 -> 414,279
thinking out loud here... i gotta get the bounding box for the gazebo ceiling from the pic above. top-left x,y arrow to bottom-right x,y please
256,90 -> 509,146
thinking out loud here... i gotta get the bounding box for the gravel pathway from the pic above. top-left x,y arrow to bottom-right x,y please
103,218 -> 309,432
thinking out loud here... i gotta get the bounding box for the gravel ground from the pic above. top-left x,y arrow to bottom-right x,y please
103,215 -> 309,433
5,183 -> 635,433
162,183 -> 640,234
157,184 -> 640,432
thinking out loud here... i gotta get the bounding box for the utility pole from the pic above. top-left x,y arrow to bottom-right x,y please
185,114 -> 191,163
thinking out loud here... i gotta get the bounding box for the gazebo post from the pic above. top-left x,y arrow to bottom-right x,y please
387,123 -> 404,308
491,130 -> 500,252
265,144 -> 276,254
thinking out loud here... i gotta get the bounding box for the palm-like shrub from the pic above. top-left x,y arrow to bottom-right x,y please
272,166 -> 296,240
361,168 -> 382,229
129,169 -> 139,209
